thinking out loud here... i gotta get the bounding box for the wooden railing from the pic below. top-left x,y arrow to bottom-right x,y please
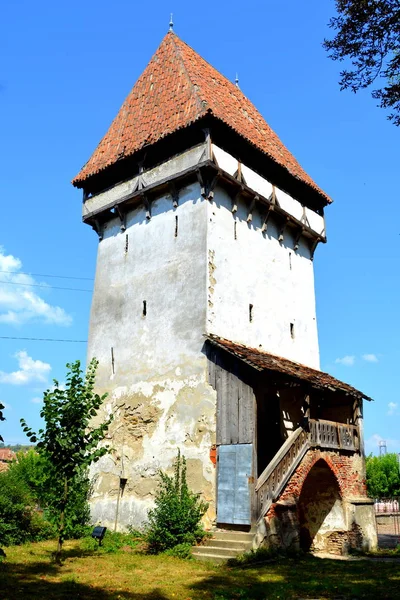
309,419 -> 359,451
255,427 -> 309,521
255,419 -> 359,521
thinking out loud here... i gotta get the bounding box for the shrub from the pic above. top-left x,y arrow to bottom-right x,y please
6,449 -> 92,541
163,542 -> 193,559
146,450 -> 208,554
0,470 -> 55,546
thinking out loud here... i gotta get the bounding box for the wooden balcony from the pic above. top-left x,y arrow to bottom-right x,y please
309,419 -> 359,452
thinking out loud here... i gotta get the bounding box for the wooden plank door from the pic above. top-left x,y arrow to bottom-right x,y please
217,444 -> 252,525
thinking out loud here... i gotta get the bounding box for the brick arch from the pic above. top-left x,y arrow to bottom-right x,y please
299,453 -> 344,498
297,452 -> 345,498
277,449 -> 347,506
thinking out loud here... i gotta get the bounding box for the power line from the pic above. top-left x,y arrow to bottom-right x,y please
0,280 -> 92,292
0,336 -> 87,343
0,270 -> 93,281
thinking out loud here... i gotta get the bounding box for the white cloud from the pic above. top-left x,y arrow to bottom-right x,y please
362,354 -> 379,363
387,402 -> 398,416
0,247 -> 72,326
0,351 -> 51,385
31,397 -> 42,404
335,355 -> 355,367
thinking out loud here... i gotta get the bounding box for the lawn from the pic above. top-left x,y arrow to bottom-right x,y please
0,540 -> 399,600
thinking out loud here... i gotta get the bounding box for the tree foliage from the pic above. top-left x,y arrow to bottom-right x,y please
324,1 -> 400,125
366,453 -> 400,497
7,449 -> 91,540
0,401 -> 5,443
20,358 -> 112,560
146,450 -> 208,554
0,466 -> 55,547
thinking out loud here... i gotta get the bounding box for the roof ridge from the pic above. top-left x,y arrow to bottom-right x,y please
171,33 -> 243,99
169,33 -> 208,117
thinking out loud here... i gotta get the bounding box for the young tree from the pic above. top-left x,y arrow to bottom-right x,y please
0,402 -> 5,443
366,453 -> 400,498
324,1 -> 400,125
21,358 -> 112,561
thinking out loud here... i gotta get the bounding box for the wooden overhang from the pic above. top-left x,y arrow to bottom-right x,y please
82,142 -> 326,253
206,335 -> 372,402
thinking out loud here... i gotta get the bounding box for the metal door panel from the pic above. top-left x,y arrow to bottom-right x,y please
217,444 -> 252,525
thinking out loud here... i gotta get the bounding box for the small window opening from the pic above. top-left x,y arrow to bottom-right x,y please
143,300 -> 147,317
125,234 -> 129,253
234,221 -> 237,240
175,215 -> 178,238
290,323 -> 295,339
289,252 -> 292,270
249,304 -> 253,323
111,347 -> 115,374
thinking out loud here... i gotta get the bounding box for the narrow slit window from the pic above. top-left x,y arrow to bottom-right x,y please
234,221 -> 237,240
143,300 -> 147,317
289,252 -> 292,270
111,347 -> 115,374
125,234 -> 129,253
249,304 -> 253,323
290,323 -> 295,339
175,215 -> 178,238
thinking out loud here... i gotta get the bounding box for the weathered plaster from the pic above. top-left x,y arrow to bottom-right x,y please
87,182 -> 217,530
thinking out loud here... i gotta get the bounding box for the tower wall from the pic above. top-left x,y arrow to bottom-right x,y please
87,182 -> 217,530
206,186 -> 320,369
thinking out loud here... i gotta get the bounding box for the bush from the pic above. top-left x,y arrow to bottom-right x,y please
163,542 -> 193,559
5,450 -> 91,541
146,450 -> 208,554
0,470 -> 55,546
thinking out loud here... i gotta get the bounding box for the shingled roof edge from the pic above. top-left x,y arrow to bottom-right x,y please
205,334 -> 372,401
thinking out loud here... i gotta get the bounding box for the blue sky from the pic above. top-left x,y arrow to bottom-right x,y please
1,0 -> 398,454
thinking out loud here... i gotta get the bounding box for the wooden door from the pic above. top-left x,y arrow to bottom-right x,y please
217,444 -> 252,525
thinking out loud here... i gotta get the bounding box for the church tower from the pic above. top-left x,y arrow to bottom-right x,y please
73,31 -> 376,553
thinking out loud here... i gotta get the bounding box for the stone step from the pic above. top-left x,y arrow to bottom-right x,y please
212,530 -> 254,542
192,530 -> 255,563
193,545 -> 244,558
206,538 -> 252,550
191,551 -> 228,564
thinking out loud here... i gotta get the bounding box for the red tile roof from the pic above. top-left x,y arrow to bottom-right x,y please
73,33 -> 331,204
0,448 -> 16,462
207,335 -> 372,401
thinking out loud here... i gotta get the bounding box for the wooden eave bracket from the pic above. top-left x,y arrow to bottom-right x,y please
293,226 -> 305,251
142,194 -> 151,220
92,218 -> 104,241
169,182 -> 179,208
114,205 -> 126,231
246,196 -> 258,223
278,217 -> 290,242
197,168 -> 219,201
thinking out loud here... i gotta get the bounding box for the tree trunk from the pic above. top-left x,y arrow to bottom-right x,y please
56,477 -> 68,563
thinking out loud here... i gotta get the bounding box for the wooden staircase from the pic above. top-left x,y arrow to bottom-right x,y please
192,530 -> 254,563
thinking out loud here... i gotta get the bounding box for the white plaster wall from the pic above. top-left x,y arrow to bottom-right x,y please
206,186 -> 320,369
87,182 -> 217,530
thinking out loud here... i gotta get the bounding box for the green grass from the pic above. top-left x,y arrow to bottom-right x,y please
0,539 -> 400,599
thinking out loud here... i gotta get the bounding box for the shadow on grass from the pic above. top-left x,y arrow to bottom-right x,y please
0,559 -> 169,600
188,555 -> 400,600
